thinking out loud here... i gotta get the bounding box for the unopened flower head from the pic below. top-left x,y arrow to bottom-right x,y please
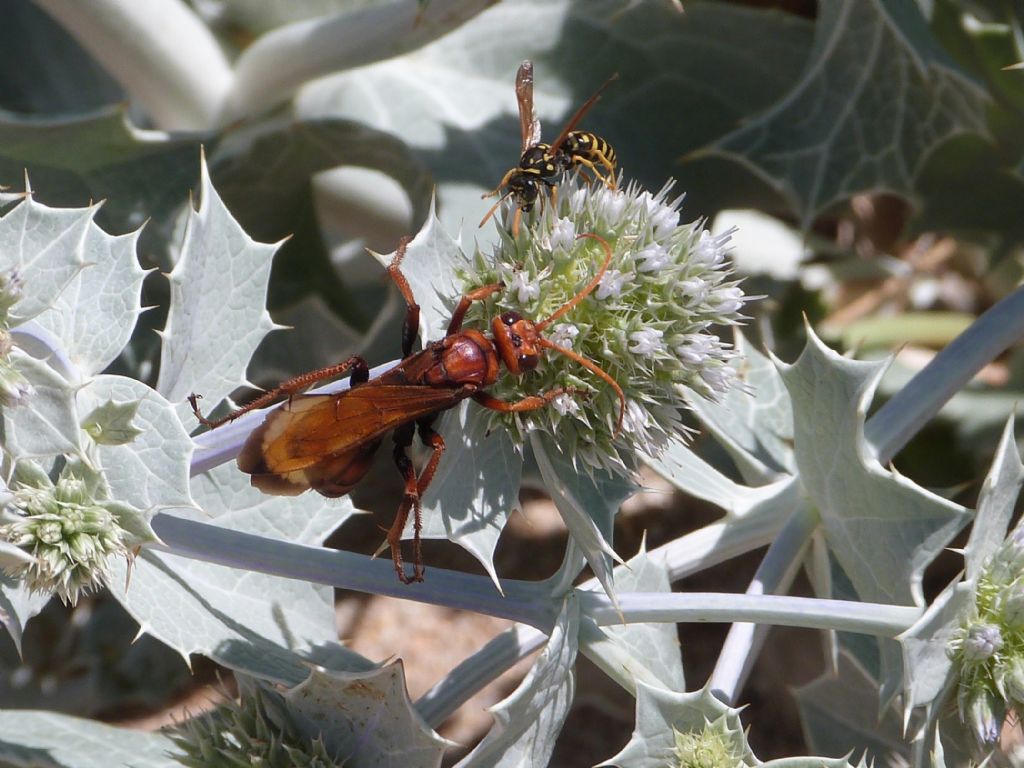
671,716 -> 751,768
947,524 -> 1024,747
0,467 -> 131,604
169,681 -> 342,768
462,177 -> 747,473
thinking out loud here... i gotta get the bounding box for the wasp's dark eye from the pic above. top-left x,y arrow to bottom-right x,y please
500,311 -> 522,326
518,353 -> 538,371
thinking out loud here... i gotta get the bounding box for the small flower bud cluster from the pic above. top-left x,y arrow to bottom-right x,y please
672,717 -> 751,768
949,524 -> 1024,749
0,466 -> 131,604
169,682 -> 342,767
461,178 -> 746,473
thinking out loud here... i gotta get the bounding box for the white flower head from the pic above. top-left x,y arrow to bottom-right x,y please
552,393 -> 580,417
594,186 -> 628,222
508,270 -> 540,304
693,228 -> 734,267
675,334 -> 715,365
712,285 -> 746,316
678,277 -> 710,304
701,363 -> 737,393
636,244 -> 670,273
548,323 -> 579,348
622,399 -> 649,435
628,328 -> 665,357
650,204 -> 680,241
543,217 -> 576,253
596,268 -> 631,301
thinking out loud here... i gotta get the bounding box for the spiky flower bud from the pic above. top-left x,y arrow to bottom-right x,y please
464,178 -> 747,473
671,717 -> 751,768
962,622 -> 1004,662
169,682 -> 342,767
960,687 -> 1004,749
0,466 -> 131,604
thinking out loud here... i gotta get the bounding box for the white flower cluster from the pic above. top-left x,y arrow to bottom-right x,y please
460,177 -> 747,473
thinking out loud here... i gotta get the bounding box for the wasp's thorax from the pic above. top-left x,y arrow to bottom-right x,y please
491,311 -> 541,375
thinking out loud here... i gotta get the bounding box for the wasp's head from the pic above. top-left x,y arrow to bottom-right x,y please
491,311 -> 540,375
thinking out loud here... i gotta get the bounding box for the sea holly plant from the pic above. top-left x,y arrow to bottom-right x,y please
0,155 -> 1020,767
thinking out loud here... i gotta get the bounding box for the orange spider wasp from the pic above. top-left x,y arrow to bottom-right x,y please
189,234 -> 624,583
480,60 -> 619,233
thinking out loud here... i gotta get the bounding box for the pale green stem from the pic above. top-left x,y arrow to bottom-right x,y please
707,504 -> 815,704
866,283 -> 1024,464
150,513 -> 557,629
578,592 -> 920,637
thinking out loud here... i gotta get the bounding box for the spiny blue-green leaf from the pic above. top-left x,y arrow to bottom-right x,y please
794,651 -> 908,762
579,542 -> 685,694
963,416 -> 1024,581
0,710 -> 178,767
32,220 -> 146,377
706,0 -> 990,226
685,331 -> 795,483
456,594 -> 579,767
1,349 -> 82,461
109,463 -> 361,685
284,663 -> 449,767
777,330 -> 970,608
598,683 -> 753,768
156,155 -> 280,418
78,375 -> 193,514
0,577 -> 49,656
0,197 -> 91,325
368,204 -> 470,345
897,579 -> 969,721
417,401 -> 523,588
531,433 -> 637,601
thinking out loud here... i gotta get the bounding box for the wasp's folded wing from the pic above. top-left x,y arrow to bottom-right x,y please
240,385 -> 470,476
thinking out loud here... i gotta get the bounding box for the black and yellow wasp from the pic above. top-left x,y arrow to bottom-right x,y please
480,61 -> 618,231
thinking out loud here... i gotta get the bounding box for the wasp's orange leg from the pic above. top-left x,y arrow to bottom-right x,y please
473,387 -> 585,414
482,168 -> 518,200
188,355 -> 369,430
447,283 -> 504,335
379,418 -> 446,583
384,236 -> 424,357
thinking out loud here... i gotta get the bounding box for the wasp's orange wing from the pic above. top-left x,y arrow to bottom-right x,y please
238,384 -> 471,488
548,73 -> 618,153
516,60 -> 541,151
